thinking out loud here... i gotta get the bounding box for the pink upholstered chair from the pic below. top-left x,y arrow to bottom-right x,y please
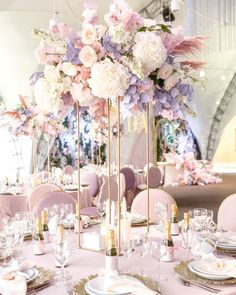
63,165 -> 74,176
117,173 -> 126,201
144,162 -> 154,174
33,191 -> 76,217
138,166 -> 162,190
81,171 -> 100,198
28,183 -> 61,211
147,166 -> 162,188
120,167 -> 136,207
98,178 -> 118,203
218,194 -> 236,231
131,188 -> 176,220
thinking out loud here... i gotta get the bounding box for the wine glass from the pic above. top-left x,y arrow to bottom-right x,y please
150,238 -> 166,282
122,238 -> 133,273
97,201 -> 106,220
53,231 -> 71,285
132,232 -> 147,275
193,208 -> 207,238
59,204 -> 65,224
2,217 -> 16,264
65,204 -> 74,231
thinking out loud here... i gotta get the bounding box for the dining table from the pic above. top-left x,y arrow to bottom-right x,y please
19,226 -> 236,295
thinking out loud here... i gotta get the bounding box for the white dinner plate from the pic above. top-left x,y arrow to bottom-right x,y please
188,260 -> 231,280
86,276 -> 131,295
15,267 -> 39,284
85,282 -> 99,295
64,185 -> 78,191
216,239 -> 236,250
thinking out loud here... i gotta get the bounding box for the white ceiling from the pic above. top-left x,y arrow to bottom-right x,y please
0,0 -> 236,159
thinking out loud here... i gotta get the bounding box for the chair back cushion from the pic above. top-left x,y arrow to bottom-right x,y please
147,166 -> 162,188
28,183 -> 61,211
131,188 -> 176,220
98,178 -> 118,203
218,193 -> 236,231
81,171 -> 99,198
33,191 -> 76,217
120,167 -> 136,190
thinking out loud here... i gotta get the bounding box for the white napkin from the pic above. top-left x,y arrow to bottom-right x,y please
200,257 -> 236,278
191,235 -> 214,257
104,276 -> 156,295
0,273 -> 27,295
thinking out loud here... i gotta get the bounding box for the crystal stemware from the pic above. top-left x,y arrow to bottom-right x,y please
53,231 -> 71,285
150,238 -> 166,282
65,204 -> 74,231
97,201 -> 106,220
122,238 -> 133,273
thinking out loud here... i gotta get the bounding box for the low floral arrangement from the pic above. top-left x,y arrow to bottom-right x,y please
2,95 -> 64,137
31,0 -> 205,129
164,152 -> 222,186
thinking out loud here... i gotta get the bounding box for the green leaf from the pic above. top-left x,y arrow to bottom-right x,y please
159,24 -> 171,33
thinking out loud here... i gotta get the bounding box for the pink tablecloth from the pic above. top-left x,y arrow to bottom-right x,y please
0,194 -> 28,217
0,187 -> 92,219
19,227 -> 236,295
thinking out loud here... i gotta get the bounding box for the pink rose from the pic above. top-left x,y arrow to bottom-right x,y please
79,46 -> 97,67
104,11 -> 121,26
75,66 -> 91,81
157,63 -> 173,79
50,23 -> 75,39
123,11 -> 143,32
82,24 -> 97,45
70,82 -> 98,106
164,74 -> 179,91
92,41 -> 105,60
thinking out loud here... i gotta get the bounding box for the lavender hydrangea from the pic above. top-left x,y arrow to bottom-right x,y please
121,75 -> 153,117
102,34 -> 122,59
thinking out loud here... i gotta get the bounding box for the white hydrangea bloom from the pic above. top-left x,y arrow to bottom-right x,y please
34,77 -> 62,114
133,31 -> 167,76
88,59 -> 131,100
109,24 -> 132,45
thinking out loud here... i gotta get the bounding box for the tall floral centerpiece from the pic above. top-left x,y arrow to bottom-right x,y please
29,0 -> 205,249
2,95 -> 65,181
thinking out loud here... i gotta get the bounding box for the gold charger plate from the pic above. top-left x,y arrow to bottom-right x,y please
174,260 -> 236,285
74,273 -> 159,295
27,267 -> 54,292
131,220 -> 154,227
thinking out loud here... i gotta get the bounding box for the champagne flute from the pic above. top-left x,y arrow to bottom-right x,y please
122,238 -> 133,273
151,238 -> 166,282
65,204 -> 74,232
182,225 -> 192,261
54,230 -> 71,284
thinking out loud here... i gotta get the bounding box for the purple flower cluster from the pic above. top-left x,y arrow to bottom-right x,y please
122,75 -> 153,116
63,41 -> 81,65
102,34 -> 121,59
153,82 -> 194,119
